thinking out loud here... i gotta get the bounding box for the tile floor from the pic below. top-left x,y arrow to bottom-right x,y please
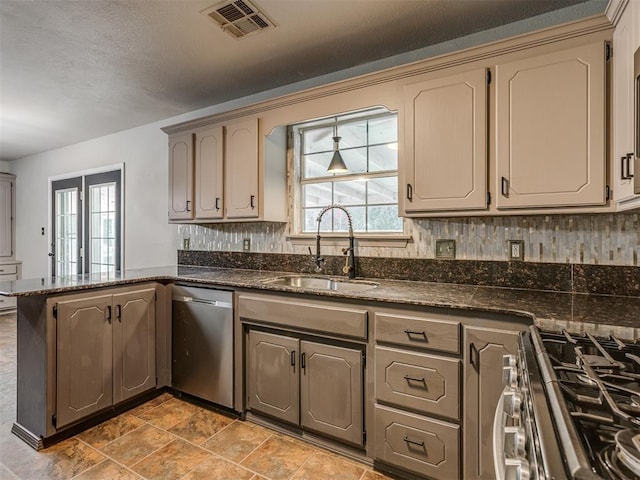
0,313 -> 393,480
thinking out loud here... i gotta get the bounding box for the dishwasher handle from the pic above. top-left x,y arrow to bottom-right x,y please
173,295 -> 233,309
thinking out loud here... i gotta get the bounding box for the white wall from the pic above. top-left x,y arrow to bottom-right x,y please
12,121 -> 175,277
0,161 -> 10,173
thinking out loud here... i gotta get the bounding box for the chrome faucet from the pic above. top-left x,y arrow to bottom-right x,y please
311,204 -> 356,279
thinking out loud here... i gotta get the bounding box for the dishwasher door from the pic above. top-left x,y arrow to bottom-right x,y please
172,285 -> 234,408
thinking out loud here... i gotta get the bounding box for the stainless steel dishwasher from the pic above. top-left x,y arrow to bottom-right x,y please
172,285 -> 234,408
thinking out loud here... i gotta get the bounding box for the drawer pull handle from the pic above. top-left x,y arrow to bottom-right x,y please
404,375 -> 425,383
403,436 -> 425,447
404,329 -> 427,340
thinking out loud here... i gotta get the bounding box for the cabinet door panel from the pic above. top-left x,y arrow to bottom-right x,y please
0,178 -> 13,257
56,294 -> 113,429
496,42 -> 606,208
195,126 -> 224,219
464,326 -> 519,480
113,288 -> 156,404
300,341 -> 363,446
168,133 -> 194,220
225,118 -> 259,219
403,68 -> 487,212
248,331 -> 299,425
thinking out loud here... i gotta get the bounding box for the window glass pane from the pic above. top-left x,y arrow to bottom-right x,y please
334,206 -> 365,232
303,152 -> 332,179
303,126 -> 333,154
55,188 -> 79,276
340,147 -> 367,173
367,176 -> 398,205
367,205 -> 403,232
338,120 -> 367,149
89,182 -> 117,275
334,180 -> 366,206
303,183 -> 332,208
369,116 -> 397,145
369,144 -> 397,171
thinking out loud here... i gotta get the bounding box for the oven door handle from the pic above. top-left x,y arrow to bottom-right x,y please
493,386 -> 508,480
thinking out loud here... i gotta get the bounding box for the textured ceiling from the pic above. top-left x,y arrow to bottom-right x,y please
0,0 -> 598,161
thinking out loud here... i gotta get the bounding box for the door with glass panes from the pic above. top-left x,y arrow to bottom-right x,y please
51,170 -> 121,276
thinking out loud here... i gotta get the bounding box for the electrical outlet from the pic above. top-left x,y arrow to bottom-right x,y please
508,240 -> 524,261
243,238 -> 251,252
435,239 -> 456,259
183,238 -> 190,250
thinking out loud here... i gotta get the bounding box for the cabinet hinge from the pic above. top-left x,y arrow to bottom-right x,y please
487,192 -> 491,206
52,415 -> 57,428
52,305 -> 57,319
605,42 -> 612,61
606,185 -> 611,201
486,69 -> 492,85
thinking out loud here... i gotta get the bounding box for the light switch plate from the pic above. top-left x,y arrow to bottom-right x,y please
508,240 -> 524,261
243,238 -> 251,251
183,238 -> 190,250
435,239 -> 456,259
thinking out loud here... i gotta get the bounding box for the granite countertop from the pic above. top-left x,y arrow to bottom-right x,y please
1,265 -> 638,339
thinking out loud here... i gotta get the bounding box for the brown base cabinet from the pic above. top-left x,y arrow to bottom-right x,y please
54,286 -> 156,429
247,330 -> 364,447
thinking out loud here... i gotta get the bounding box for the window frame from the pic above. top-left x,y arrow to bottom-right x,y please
292,109 -> 404,236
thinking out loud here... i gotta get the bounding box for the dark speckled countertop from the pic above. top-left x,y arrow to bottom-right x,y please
1,265 -> 638,339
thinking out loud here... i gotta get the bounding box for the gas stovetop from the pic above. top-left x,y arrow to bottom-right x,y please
531,328 -> 640,480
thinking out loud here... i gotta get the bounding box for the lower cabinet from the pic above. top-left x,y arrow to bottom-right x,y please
248,330 -> 364,447
55,286 -> 156,429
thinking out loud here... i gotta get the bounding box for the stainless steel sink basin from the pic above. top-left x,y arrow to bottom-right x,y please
263,275 -> 378,292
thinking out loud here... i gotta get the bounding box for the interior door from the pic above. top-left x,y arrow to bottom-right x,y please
51,177 -> 82,277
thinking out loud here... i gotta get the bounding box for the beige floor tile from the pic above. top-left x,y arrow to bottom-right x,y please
136,397 -> 200,430
202,421 -> 272,463
291,452 -> 365,480
241,435 -> 315,479
73,459 -> 141,480
168,408 -> 234,445
181,455 -> 254,480
78,414 -> 146,449
100,423 -> 174,466
130,438 -> 211,480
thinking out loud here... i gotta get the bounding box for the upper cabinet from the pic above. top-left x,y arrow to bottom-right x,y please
612,0 -> 640,210
495,42 -> 607,209
166,118 -> 287,223
0,173 -> 15,258
402,68 -> 488,214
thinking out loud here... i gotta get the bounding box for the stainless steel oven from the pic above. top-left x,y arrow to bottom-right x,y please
494,327 -> 640,480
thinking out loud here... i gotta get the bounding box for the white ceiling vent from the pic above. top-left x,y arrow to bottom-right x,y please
202,0 -> 274,39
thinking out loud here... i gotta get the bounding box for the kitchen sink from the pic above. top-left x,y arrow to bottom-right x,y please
263,275 -> 378,292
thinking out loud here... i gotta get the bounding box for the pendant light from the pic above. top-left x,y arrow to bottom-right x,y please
327,119 -> 348,173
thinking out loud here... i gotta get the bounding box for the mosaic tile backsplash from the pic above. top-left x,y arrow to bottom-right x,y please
177,213 -> 640,266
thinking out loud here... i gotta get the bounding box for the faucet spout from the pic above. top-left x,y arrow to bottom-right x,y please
314,204 -> 356,279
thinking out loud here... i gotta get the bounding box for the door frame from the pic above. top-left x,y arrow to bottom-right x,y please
48,163 -> 125,275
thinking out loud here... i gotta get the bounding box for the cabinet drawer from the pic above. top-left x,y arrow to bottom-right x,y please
238,293 -> 367,339
375,311 -> 460,353
375,346 -> 460,419
0,295 -> 16,310
0,264 -> 17,275
0,274 -> 17,281
375,404 -> 459,480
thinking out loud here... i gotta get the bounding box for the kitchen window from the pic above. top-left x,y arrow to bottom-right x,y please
294,109 -> 402,234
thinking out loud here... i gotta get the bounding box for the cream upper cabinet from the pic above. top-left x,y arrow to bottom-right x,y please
612,0 -> 640,209
0,174 -> 15,258
403,68 -> 488,213
495,42 -> 607,209
225,117 -> 259,219
195,126 -> 224,220
168,133 -> 194,220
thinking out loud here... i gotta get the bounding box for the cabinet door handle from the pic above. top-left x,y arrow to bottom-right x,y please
626,153 -> 634,178
250,195 -> 255,209
406,183 -> 413,201
215,197 -> 221,210
115,304 -> 122,322
106,305 -> 112,323
403,436 -> 425,447
186,200 -> 191,212
403,375 -> 425,383
470,342 -> 479,371
301,352 -> 306,370
501,177 -> 509,197
291,350 -> 296,367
